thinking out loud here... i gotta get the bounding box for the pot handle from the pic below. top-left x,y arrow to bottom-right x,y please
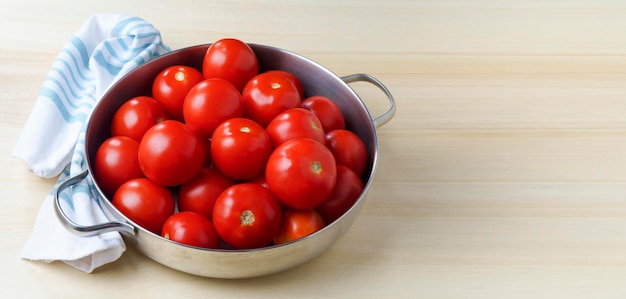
54,169 -> 136,237
341,73 -> 396,128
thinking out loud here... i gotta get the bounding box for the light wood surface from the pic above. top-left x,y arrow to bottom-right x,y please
4,0 -> 626,298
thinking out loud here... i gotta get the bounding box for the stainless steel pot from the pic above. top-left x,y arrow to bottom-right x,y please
54,44 -> 395,278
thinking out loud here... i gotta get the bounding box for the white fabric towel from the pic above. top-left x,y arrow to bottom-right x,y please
15,13 -> 170,273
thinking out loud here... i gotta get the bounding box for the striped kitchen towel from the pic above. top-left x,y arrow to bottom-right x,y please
15,13 -> 170,273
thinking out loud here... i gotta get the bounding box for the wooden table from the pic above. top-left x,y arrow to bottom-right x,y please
4,1 -> 626,298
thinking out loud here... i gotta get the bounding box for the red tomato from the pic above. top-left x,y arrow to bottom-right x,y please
266,138 -> 337,210
211,118 -> 273,180
246,173 -> 269,189
138,120 -> 204,186
274,209 -> 325,245
178,168 -> 234,220
110,96 -> 168,141
93,136 -> 144,197
316,165 -> 364,223
162,211 -> 220,249
241,71 -> 301,127
266,107 -> 325,147
265,70 -> 304,99
300,95 -> 345,133
112,178 -> 175,234
183,78 -> 243,139
202,38 -> 258,91
325,129 -> 368,177
152,65 -> 204,121
212,183 -> 282,249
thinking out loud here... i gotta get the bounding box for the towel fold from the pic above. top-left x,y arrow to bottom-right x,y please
15,13 -> 170,273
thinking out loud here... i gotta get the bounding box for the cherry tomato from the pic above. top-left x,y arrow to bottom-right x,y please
202,38 -> 258,91
274,208 -> 325,245
241,71 -> 301,127
162,211 -> 220,249
178,167 -> 234,220
300,95 -> 345,133
93,136 -> 144,197
183,78 -> 243,139
246,173 -> 269,189
211,118 -> 273,180
138,120 -> 204,186
212,183 -> 282,249
266,107 -> 325,147
112,178 -> 175,234
316,165 -> 364,223
110,96 -> 168,141
325,129 -> 368,177
266,138 -> 337,210
265,70 -> 304,99
152,65 -> 204,121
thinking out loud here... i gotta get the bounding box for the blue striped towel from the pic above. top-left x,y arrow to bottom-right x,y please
15,14 -> 170,273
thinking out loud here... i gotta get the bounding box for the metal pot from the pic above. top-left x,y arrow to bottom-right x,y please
54,44 -> 395,278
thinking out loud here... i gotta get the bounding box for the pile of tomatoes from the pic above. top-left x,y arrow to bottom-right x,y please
94,38 -> 367,250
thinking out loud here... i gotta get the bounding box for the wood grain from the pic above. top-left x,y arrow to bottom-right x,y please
4,1 -> 626,298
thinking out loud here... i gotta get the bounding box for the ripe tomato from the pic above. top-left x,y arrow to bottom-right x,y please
265,70 -> 304,99
152,65 -> 204,122
266,107 -> 325,147
211,118 -> 272,180
112,178 -> 175,234
246,173 -> 269,189
110,96 -> 168,141
325,129 -> 368,177
266,138 -> 337,210
300,95 -> 345,133
274,208 -> 325,245
183,78 -> 243,139
316,165 -> 364,223
93,136 -> 144,197
138,120 -> 204,186
178,167 -> 234,220
212,183 -> 282,249
162,211 -> 220,249
202,38 -> 258,91
241,71 -> 301,127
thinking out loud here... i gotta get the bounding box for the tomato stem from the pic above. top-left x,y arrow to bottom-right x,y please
311,161 -> 323,174
311,120 -> 320,131
240,209 -> 255,226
